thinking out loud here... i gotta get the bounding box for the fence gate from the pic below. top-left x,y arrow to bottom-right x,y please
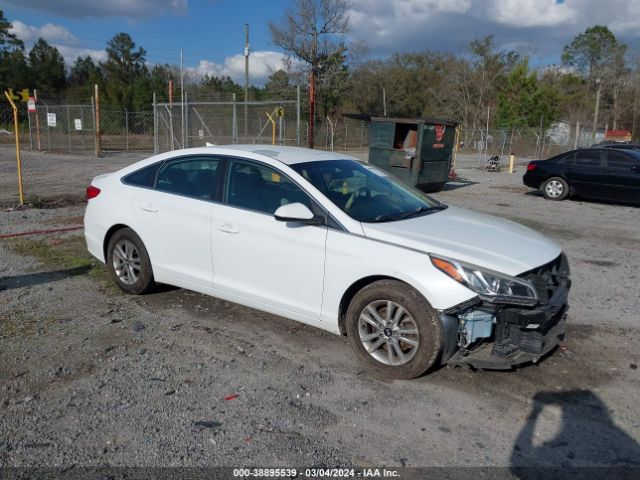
27,103 -> 95,153
154,98 -> 300,154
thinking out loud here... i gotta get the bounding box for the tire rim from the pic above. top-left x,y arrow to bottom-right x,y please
545,180 -> 564,198
112,239 -> 141,285
358,300 -> 419,366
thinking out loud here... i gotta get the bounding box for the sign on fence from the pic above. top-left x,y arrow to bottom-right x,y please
27,97 -> 36,112
74,119 -> 82,130
47,113 -> 57,127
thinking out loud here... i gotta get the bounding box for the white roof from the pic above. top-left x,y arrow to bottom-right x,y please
212,144 -> 358,165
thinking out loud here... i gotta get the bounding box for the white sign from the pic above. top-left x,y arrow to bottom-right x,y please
27,98 -> 36,112
74,119 -> 82,130
47,113 -> 56,127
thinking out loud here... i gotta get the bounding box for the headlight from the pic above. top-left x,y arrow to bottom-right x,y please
430,254 -> 538,305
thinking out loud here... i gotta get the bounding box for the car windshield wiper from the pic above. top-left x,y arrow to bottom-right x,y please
399,204 -> 447,219
364,204 -> 447,223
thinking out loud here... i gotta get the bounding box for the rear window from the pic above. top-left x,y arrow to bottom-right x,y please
122,163 -> 161,188
575,150 -> 602,166
552,152 -> 574,164
607,151 -> 638,169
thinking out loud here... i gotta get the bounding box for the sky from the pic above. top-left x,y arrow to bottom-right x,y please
1,0 -> 639,85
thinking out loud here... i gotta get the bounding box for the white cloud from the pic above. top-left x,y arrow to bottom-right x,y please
2,0 -> 188,19
487,0 -> 575,28
345,0 -> 640,58
10,20 -> 106,65
10,20 -> 79,45
348,0 -> 471,45
190,51 -> 291,86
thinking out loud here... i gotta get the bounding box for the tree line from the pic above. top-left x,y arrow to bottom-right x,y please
1,6 -> 638,137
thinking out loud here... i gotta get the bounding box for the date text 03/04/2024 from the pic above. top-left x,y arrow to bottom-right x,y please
232,468 -> 401,478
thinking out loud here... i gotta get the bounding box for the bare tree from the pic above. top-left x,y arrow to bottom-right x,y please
269,0 -> 349,148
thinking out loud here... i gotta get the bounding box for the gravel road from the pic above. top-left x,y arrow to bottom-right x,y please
1,149 -> 639,471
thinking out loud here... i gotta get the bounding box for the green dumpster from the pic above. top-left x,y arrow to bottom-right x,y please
368,117 -> 459,192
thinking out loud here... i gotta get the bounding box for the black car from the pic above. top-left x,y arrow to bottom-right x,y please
592,141 -> 640,151
523,148 -> 640,203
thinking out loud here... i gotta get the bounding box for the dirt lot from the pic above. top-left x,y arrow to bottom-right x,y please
1,148 -> 639,472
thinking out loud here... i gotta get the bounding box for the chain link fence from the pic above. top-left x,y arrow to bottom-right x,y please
458,122 -> 603,164
0,95 -> 607,160
154,98 -> 300,154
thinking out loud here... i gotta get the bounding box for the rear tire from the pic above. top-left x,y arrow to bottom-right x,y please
542,177 -> 569,201
345,280 -> 442,379
106,228 -> 155,295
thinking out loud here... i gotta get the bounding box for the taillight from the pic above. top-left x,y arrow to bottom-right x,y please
527,163 -> 537,171
86,185 -> 101,200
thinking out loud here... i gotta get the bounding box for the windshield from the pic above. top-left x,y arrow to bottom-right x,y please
291,159 -> 446,223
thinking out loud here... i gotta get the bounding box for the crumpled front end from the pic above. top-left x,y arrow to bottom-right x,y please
441,254 -> 570,370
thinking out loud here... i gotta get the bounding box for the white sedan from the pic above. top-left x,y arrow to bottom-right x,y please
84,145 -> 570,378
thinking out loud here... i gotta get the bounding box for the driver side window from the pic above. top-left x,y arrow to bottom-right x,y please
225,159 -> 312,214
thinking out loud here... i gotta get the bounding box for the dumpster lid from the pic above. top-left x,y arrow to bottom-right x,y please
371,116 -> 459,126
342,113 -> 459,126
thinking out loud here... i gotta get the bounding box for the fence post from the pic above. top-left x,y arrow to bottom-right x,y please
296,85 -> 301,147
27,107 -> 33,150
232,93 -> 238,144
185,92 -> 190,148
153,93 -> 158,155
94,84 -> 101,157
125,108 -> 129,151
45,102 -> 51,151
67,104 -> 71,152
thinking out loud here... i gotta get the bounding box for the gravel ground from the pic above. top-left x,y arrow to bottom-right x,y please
0,149 -> 639,471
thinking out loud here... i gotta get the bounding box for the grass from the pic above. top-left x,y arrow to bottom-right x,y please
5,234 -> 111,285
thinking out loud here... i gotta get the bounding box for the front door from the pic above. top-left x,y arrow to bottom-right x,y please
602,150 -> 640,202
211,158 -> 327,319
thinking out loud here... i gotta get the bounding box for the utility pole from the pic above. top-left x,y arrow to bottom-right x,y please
244,23 -> 250,143
592,77 -> 601,144
308,27 -> 317,149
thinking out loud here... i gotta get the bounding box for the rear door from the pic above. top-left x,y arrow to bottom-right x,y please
566,149 -> 606,198
602,150 -> 640,202
131,155 -> 222,288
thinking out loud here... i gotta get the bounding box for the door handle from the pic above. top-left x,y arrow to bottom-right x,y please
215,223 -> 239,234
138,203 -> 158,213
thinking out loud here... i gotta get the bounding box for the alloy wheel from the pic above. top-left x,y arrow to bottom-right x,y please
545,180 -> 564,198
112,239 -> 141,285
357,300 -> 420,366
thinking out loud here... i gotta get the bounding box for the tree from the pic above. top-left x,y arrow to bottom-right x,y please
27,38 -> 66,97
0,9 -> 22,51
562,25 -> 625,79
101,33 -> 149,108
449,35 -> 520,143
0,10 -> 27,91
562,25 -> 629,138
269,0 -> 349,147
495,59 -> 559,129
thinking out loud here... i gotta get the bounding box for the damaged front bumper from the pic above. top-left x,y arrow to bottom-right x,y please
440,258 -> 570,370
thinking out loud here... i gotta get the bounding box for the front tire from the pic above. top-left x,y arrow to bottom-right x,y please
106,228 -> 155,295
542,177 -> 569,201
345,280 -> 442,379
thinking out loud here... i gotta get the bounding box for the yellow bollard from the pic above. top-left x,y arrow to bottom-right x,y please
509,153 -> 515,174
4,91 -> 24,205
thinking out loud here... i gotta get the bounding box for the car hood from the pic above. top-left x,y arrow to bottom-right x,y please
361,206 -> 562,276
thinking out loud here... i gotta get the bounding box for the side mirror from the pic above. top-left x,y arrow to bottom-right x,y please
274,203 -> 324,225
